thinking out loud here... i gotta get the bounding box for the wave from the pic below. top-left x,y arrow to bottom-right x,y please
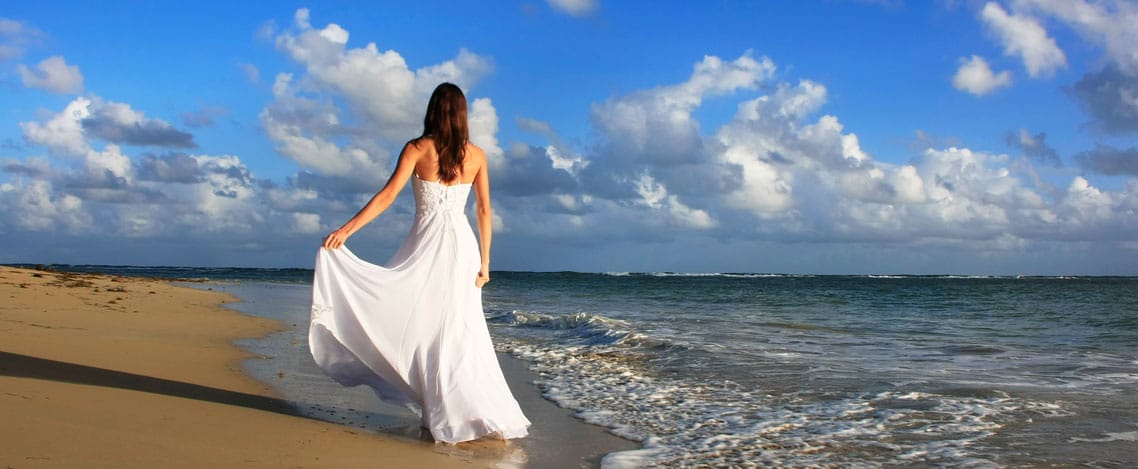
501,338 -> 1068,468
487,310 -> 673,349
598,271 -> 800,278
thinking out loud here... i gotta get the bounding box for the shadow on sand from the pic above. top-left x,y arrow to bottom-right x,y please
0,349 -> 299,415
0,349 -> 528,465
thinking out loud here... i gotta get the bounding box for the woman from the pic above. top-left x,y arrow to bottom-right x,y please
310,83 -> 530,444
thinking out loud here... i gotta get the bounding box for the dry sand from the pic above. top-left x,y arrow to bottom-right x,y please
0,265 -> 498,468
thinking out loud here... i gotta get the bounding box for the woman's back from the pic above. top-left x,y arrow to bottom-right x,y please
410,138 -> 486,185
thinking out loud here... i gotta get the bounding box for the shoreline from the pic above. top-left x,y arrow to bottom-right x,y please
206,280 -> 640,468
1,265 -> 639,468
0,266 -> 488,468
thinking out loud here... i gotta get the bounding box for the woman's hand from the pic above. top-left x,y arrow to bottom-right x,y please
323,229 -> 350,249
475,267 -> 490,288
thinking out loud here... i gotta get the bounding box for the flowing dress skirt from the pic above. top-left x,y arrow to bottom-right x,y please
309,178 -> 529,443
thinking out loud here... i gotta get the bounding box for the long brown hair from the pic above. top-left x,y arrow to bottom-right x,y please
421,83 -> 469,183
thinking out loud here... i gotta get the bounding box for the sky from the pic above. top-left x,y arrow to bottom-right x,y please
2,0 -> 1137,275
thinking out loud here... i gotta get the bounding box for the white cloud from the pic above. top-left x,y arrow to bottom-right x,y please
546,145 -> 589,176
0,180 -> 90,231
292,212 -> 322,234
82,99 -> 196,148
469,97 -> 505,169
17,55 -> 83,94
0,17 -> 44,61
21,95 -> 195,155
319,23 -> 348,44
273,10 -> 493,142
20,96 -> 92,155
634,173 -> 716,229
3,90 -> 331,245
996,1 -> 1138,133
952,55 -> 1013,95
260,8 -> 499,198
1058,176 -> 1114,227
592,52 -> 775,165
979,2 -> 1067,78
84,144 -> 132,181
4,10 -> 1137,273
1010,0 -> 1138,74
547,0 -> 598,17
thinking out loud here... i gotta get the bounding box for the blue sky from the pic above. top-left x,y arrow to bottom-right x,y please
2,0 -> 1137,274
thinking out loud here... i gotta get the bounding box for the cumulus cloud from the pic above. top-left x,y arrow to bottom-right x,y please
82,99 -> 197,148
259,76 -> 387,190
547,0 -> 598,16
22,96 -> 196,152
979,2 -> 1066,78
260,8 -> 497,197
17,55 -> 83,93
5,8 -> 1138,272
2,92 -> 319,247
1074,145 -> 1138,176
469,97 -> 505,168
20,96 -> 92,155
1004,128 -> 1061,166
485,49 -> 1136,262
990,1 -> 1138,133
544,52 -> 1136,255
1010,0 -> 1138,74
136,152 -> 206,183
591,52 -> 775,166
952,55 -> 1012,95
0,180 -> 90,232
272,9 -> 492,141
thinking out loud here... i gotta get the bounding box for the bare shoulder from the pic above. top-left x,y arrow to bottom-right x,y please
407,137 -> 433,153
403,138 -> 433,164
465,142 -> 486,163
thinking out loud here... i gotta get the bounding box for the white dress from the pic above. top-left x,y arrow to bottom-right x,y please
309,174 -> 530,443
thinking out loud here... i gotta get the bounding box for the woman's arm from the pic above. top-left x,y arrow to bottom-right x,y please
472,147 -> 493,287
322,142 -> 422,249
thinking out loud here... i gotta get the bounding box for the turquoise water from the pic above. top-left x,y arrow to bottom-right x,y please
27,265 -> 1138,467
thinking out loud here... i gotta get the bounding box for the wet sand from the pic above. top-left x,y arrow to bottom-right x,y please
208,280 -> 640,468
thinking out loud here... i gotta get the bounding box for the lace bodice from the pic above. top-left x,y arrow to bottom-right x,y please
412,175 -> 472,217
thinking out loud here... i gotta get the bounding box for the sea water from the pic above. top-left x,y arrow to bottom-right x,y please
32,265 -> 1138,467
484,273 -> 1138,467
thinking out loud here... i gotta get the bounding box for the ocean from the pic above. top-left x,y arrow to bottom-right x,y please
26,265 -> 1138,467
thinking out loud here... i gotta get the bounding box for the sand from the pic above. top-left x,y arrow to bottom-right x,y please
211,281 -> 639,468
0,266 -> 493,468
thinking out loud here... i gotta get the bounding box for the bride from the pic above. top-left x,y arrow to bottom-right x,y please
310,83 -> 530,443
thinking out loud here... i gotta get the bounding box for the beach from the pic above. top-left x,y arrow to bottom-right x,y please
4,264 -> 1136,467
0,265 -> 632,468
